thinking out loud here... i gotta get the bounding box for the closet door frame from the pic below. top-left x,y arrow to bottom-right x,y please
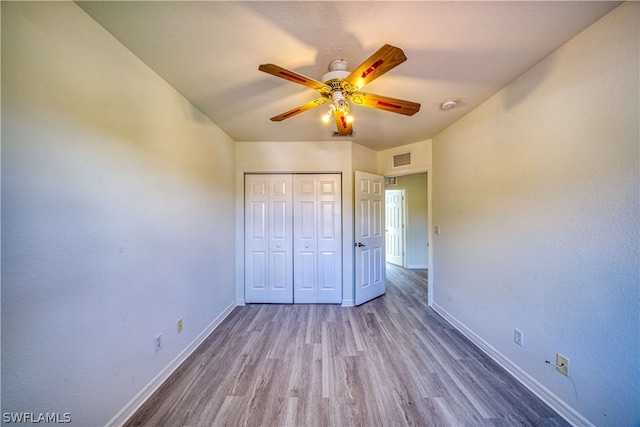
244,173 -> 342,304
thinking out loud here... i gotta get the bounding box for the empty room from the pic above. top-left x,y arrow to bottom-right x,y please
1,1 -> 638,426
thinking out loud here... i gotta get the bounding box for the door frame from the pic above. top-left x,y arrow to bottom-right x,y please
384,168 -> 433,308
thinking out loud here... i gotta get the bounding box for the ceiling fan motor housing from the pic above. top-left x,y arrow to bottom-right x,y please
328,59 -> 348,71
322,59 -> 350,83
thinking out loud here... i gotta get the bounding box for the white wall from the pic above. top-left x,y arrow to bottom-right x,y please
432,3 -> 639,426
235,140 -> 377,306
1,2 -> 236,425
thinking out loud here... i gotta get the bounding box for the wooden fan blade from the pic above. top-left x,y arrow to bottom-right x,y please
345,44 -> 407,90
270,98 -> 329,122
259,64 -> 331,94
333,109 -> 353,136
349,92 -> 420,116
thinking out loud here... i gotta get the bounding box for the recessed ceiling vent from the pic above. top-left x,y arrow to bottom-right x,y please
393,152 -> 411,167
385,177 -> 397,186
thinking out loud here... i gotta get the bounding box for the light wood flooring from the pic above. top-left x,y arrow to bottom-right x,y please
125,264 -> 569,426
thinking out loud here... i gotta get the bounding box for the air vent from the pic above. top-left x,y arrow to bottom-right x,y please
384,177 -> 397,186
393,152 -> 411,167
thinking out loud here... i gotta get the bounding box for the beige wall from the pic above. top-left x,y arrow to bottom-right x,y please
2,2 -> 237,425
432,3 -> 639,425
378,139 -> 432,177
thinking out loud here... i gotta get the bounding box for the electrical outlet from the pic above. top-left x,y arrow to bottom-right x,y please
556,354 -> 569,376
154,334 -> 162,352
177,318 -> 183,334
514,328 -> 524,346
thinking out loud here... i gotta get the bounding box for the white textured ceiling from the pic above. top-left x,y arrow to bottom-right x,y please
76,1 -> 619,150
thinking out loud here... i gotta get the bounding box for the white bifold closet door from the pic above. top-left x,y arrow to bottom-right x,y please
245,175 -> 294,303
245,174 -> 342,304
293,174 -> 342,303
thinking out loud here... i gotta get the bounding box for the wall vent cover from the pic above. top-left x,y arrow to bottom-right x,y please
393,152 -> 411,167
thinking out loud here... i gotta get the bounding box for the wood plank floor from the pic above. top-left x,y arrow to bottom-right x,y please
125,264 -> 569,426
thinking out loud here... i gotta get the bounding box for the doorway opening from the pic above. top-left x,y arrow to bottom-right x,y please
383,171 -> 432,306
384,172 -> 429,270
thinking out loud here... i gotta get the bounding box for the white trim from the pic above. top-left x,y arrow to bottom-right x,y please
426,168 -> 433,308
405,264 -> 429,269
400,189 -> 407,268
341,299 -> 355,307
106,301 -> 237,427
432,303 -> 593,427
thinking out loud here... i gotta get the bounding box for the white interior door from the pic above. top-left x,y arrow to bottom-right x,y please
245,175 -> 293,303
355,171 -> 386,305
293,174 -> 342,303
385,189 -> 405,266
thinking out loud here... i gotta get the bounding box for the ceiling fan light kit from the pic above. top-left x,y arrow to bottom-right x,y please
259,44 -> 421,137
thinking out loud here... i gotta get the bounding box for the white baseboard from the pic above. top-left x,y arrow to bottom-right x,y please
405,264 -> 429,269
106,300 -> 237,427
432,303 -> 593,427
341,299 -> 355,307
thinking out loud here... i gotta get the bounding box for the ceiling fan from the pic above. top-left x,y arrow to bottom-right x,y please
259,44 -> 421,137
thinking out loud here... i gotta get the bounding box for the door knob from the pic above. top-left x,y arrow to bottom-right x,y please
355,242 -> 366,247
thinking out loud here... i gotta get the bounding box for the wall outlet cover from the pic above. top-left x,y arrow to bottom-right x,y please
514,328 -> 524,346
556,354 -> 569,376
